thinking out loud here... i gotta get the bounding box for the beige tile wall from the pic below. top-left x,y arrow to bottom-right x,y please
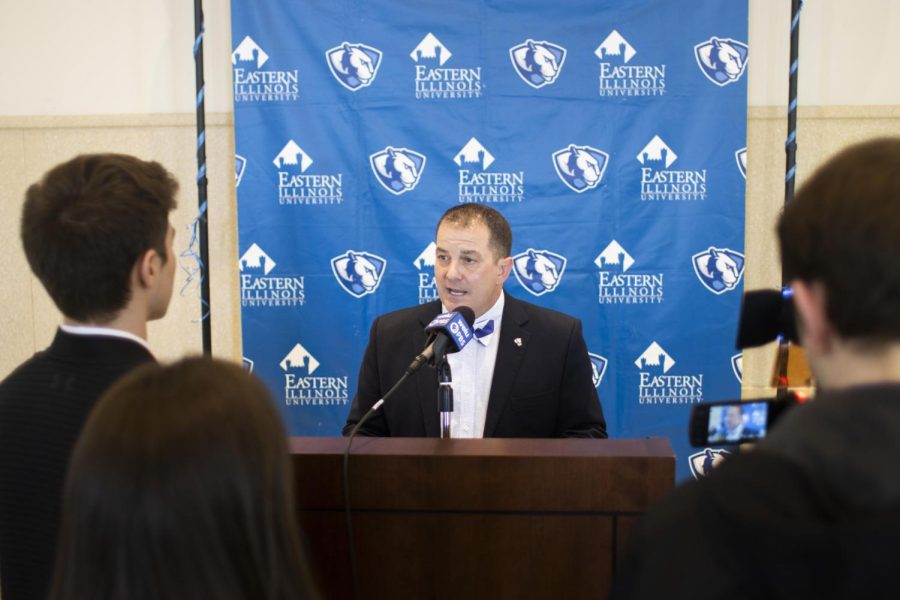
742,105 -> 900,397
1,107 -> 899,394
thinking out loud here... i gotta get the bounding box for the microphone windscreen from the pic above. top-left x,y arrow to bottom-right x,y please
424,309 -> 475,354
736,290 -> 782,349
455,306 -> 476,328
736,289 -> 798,349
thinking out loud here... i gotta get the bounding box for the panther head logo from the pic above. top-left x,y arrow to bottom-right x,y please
689,448 -> 730,479
692,247 -> 745,294
694,37 -> 748,86
509,39 -> 567,88
552,144 -> 609,193
370,147 -> 427,195
235,154 -> 247,187
326,42 -> 382,91
512,249 -> 567,296
331,250 -> 387,298
588,353 -> 608,388
731,353 -> 743,383
735,148 -> 747,179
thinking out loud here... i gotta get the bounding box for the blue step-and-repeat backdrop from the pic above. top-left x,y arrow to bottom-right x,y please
230,0 -> 748,480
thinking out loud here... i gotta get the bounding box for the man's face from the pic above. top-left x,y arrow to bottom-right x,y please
434,220 -> 510,319
149,224 -> 176,320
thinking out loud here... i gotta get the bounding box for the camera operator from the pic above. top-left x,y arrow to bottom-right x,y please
613,138 -> 900,599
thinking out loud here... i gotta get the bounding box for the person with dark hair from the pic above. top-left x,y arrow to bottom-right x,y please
344,203 -> 606,438
613,138 -> 900,599
48,357 -> 319,600
0,154 -> 178,600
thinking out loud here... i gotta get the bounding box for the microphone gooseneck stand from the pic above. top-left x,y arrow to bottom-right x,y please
342,371 -> 411,600
438,359 -> 453,438
342,307 -> 472,599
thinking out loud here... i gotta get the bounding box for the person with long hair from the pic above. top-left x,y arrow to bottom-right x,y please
48,357 -> 319,600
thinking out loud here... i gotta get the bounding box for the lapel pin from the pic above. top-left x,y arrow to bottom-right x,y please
514,337 -> 522,347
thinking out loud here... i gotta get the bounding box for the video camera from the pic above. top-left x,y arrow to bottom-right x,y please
689,288 -> 804,447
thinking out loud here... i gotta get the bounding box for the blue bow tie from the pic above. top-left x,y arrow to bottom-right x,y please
474,319 -> 494,344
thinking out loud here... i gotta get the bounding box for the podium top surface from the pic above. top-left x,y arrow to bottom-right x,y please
289,436 -> 674,458
289,436 -> 675,513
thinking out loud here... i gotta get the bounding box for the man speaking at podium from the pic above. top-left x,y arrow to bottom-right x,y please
343,204 -> 606,438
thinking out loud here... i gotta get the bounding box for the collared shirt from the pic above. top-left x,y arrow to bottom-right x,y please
59,324 -> 152,353
444,292 -> 505,438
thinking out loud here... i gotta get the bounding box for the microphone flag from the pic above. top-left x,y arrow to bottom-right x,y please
425,310 -> 474,352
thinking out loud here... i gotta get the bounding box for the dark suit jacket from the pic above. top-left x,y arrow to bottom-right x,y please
343,294 -> 607,438
0,330 -> 154,600
614,385 -> 900,600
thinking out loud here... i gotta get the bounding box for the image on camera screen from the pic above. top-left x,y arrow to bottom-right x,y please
707,402 -> 768,444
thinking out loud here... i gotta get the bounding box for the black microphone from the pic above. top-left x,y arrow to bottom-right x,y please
736,288 -> 798,349
405,306 -> 476,375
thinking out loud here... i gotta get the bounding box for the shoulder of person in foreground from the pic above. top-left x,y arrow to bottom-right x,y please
612,447 -> 900,600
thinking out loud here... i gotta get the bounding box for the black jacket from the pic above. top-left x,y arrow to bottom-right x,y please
343,294 -> 606,438
614,384 -> 900,600
0,330 -> 154,600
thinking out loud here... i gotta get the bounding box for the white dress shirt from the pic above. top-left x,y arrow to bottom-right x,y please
59,323 -> 151,352
444,292 -> 504,438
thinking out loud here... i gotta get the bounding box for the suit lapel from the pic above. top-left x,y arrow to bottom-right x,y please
415,302 -> 442,437
483,295 -> 530,437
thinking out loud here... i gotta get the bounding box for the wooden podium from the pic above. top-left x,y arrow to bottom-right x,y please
290,437 -> 674,599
